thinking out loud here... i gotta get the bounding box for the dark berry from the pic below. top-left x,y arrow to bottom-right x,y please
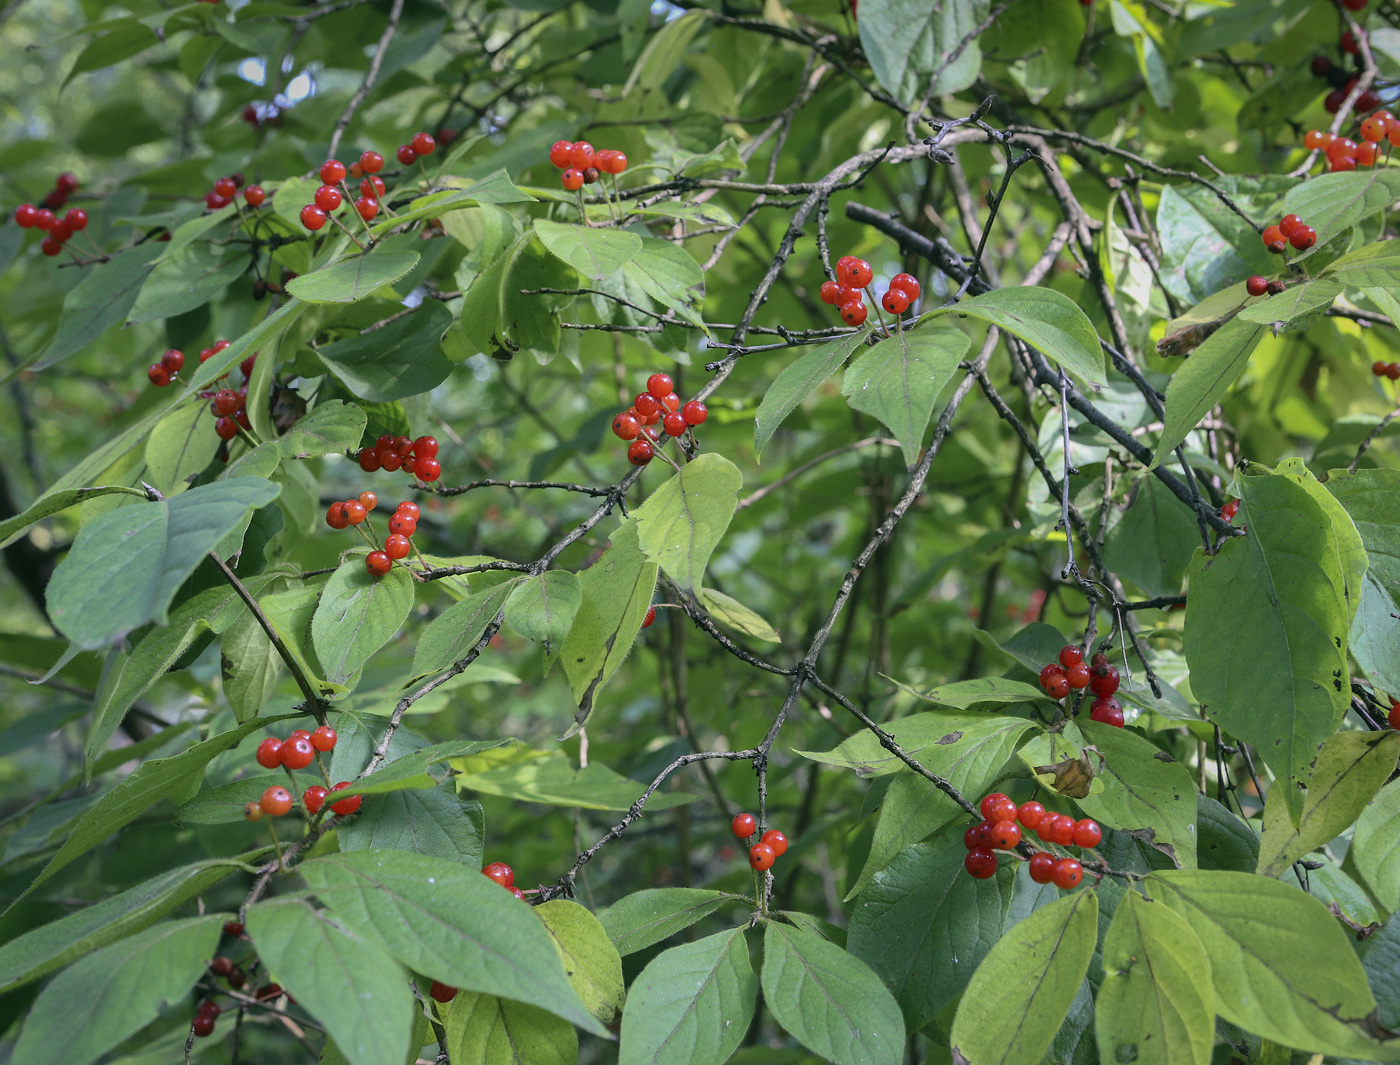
1262,225 -> 1286,254
964,849 -> 997,879
1028,852 -> 1056,884
1245,276 -> 1268,297
429,980 -> 456,1003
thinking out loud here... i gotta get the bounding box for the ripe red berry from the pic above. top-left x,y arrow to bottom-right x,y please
1038,663 -> 1065,689
1289,226 -> 1316,251
760,829 -> 788,856
1089,697 -> 1125,728
310,725 -> 337,752
482,861 -> 514,887
205,191 -> 232,210
260,785 -> 293,817
1341,29 -> 1361,55
63,208 -> 88,231
1357,142 -> 1380,166
300,204 -> 327,231
303,785 -> 328,814
14,204 -> 38,227
1072,819 -> 1102,849
147,364 -> 171,387
1373,361 -> 1389,378
413,435 -> 439,458
561,168 -> 584,191
40,237 -> 62,257
1065,663 -> 1091,690
1387,364 -> 1400,381
628,440 -> 654,466
1052,858 -> 1084,890
255,737 -> 283,768
33,209 -> 55,231
731,812 -> 757,838
1049,815 -> 1076,847
1089,665 -> 1120,697
329,781 -> 362,815
612,412 -> 641,440
288,729 -> 311,743
223,920 -> 243,936
568,141 -> 595,169
681,400 -> 708,426
411,131 -> 436,157
240,184 -> 266,208
980,794 -> 1017,823
429,980 -> 456,1003
385,533 -> 412,560
213,176 -> 237,199
1389,701 -> 1400,730
964,849 -> 997,879
213,389 -> 240,416
192,1015 -> 216,1037
888,273 -> 920,301
839,258 -> 873,288
366,551 -> 393,577
840,300 -> 868,326
388,512 -> 417,537
1262,225 -> 1287,254
396,501 -> 421,520
326,503 -> 350,530
1028,851 -> 1056,884
659,411 -> 683,437
355,196 -> 380,221
317,160 -> 344,184
599,150 -> 628,175
548,140 -> 573,168
359,150 -> 384,174
1046,674 -> 1071,699
881,289 -> 910,315
361,175 -> 386,199
749,843 -> 776,871
642,605 -> 656,628
990,820 -> 1021,849
396,145 -> 417,166
280,736 -> 315,770
646,372 -> 673,399
1246,276 -> 1268,297
1017,801 -> 1046,829
215,416 -> 239,440
416,456 -> 442,481
210,956 -> 234,976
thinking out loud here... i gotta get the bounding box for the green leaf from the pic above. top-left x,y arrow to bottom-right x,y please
143,401 -> 219,496
1274,458 -> 1368,626
0,860 -> 244,992
1323,240 -> 1400,287
443,992 -> 578,1065
1237,278 -> 1342,325
1184,472 -> 1351,820
0,485 -> 144,551
847,832 -> 1013,1029
557,521 -> 657,732
411,579 -> 518,679
261,583 -> 345,698
46,478 -> 281,650
1353,777 -> 1400,912
695,587 -> 780,642
624,9 -> 710,96
1256,731 -> 1400,877
840,325 -> 970,466
1196,795 -> 1260,872
1153,318 -> 1265,466
316,300 -> 454,402
247,896 -> 414,1065
949,891 -> 1099,1065
278,400 -> 368,459
622,237 -> 706,323
1096,891 -> 1215,1065
338,786 -> 485,867
185,298 -> 307,393
365,169 -> 536,237
328,740 -> 505,797
458,231 -> 574,359
761,922 -> 904,1065
889,676 -> 1046,709
596,888 -> 733,956
534,219 -> 641,280
934,286 -> 1105,386
286,249 -> 420,304
631,454 -> 742,593
1276,169 -> 1400,263
297,851 -> 607,1034
504,571 -> 582,654
1075,720 -> 1199,869
129,242 -> 247,322
1102,476 -> 1199,598
1155,183 -> 1275,306
311,560 -> 416,686
1144,869 -> 1387,1056
1325,468 -> 1400,695
455,751 -> 697,812
36,244 -> 163,370
9,717 -> 269,905
12,916 -> 223,1065
618,928 -> 756,1065
175,776 -> 279,824
753,328 -> 873,459
63,19 -> 159,85
535,900 -> 625,1026
857,0 -> 987,103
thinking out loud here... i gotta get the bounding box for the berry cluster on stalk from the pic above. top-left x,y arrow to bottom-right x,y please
12,172 -> 89,258
1037,645 -> 1124,726
731,812 -> 789,872
1261,213 -> 1316,255
299,144 -> 427,234
203,172 -> 245,211
325,492 -> 423,579
547,138 -> 628,192
819,256 -> 921,329
963,791 -> 1101,889
356,433 -> 442,482
610,372 -> 707,467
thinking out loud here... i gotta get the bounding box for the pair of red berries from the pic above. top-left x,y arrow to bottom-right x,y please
394,130 -> 438,166
204,173 -> 245,211
610,372 -> 707,466
1244,276 -> 1286,298
192,998 -> 221,1037
305,782 -> 362,816
146,348 -> 187,387
1220,498 -> 1240,522
963,793 -> 1098,889
255,725 -> 338,772
730,812 -> 789,872
1372,361 -> 1400,380
1261,214 -> 1316,254
356,433 -> 442,482
547,139 -> 628,191
482,861 -> 528,900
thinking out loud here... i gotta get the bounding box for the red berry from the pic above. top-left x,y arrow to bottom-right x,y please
212,389 -> 240,416
1039,663 -> 1066,689
214,177 -> 237,199
1065,663 -> 1091,689
147,364 -> 172,387
40,237 -> 62,257
303,785 -> 328,814
385,533 -> 412,559
63,208 -> 88,231
429,980 -> 456,1003
819,280 -> 843,305
881,289 -> 910,314
990,820 -> 1021,849
1289,226 -> 1316,251
34,209 -> 55,231
300,204 -> 327,231
311,725 -> 337,752
1221,499 -> 1240,521
482,861 -> 514,887
1072,819 -> 1102,849
416,456 -> 442,482
1262,226 -> 1286,254
359,150 -> 384,174
1324,91 -> 1347,116
1357,142 -> 1380,166
1049,815 -> 1076,847
326,503 -> 350,530
732,812 -> 757,839
749,843 -> 776,871
1304,129 -> 1327,150
1343,0 -> 1368,9
1028,852 -> 1056,884
647,373 -> 674,400
396,145 -> 417,166
642,606 -> 656,628
156,349 -> 183,375
1342,29 -> 1361,55
663,411 -> 687,437
1017,801 -> 1046,829
612,412 -> 641,440
548,140 -> 573,168
839,258 -> 873,288
840,301 -> 868,326
411,131 -> 436,157
568,141 -> 595,169
1373,361 -> 1389,378
413,435 -> 438,458
215,416 -> 239,440
964,849 -> 997,879
241,184 -> 266,208
1056,645 -> 1081,669
634,393 -> 661,419
260,785 -> 293,817
598,150 -> 628,175
318,160 -> 344,184
889,273 -> 920,301
1310,55 -> 1333,77
205,191 -> 232,210
1389,702 -> 1400,730
1387,364 -> 1400,381
55,172 -> 80,193
1090,652 -> 1108,669
396,501 -> 421,519
255,738 -> 283,768
226,967 -> 246,989
979,793 -> 1011,821
355,196 -> 379,221
366,551 -> 393,577
388,512 -> 417,537
760,829 -> 788,856
223,921 -> 243,937
49,219 -> 73,243
210,956 -> 234,976
329,781 -> 362,815
1052,858 -> 1083,890
361,175 -> 386,199
1046,674 -> 1071,700
1089,697 -> 1125,728
1246,276 -> 1268,297
561,168 -> 584,191
280,736 -> 314,770
192,1015 -> 216,1037
1089,665 -> 1120,697
681,400 -> 707,426
628,440 -> 654,466
14,204 -> 37,227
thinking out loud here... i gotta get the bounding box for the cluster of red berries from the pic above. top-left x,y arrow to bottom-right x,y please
13,190 -> 89,258
355,433 -> 442,481
394,130 -> 438,167
482,860 -> 528,900
1244,276 -> 1286,298
731,812 -> 789,872
1221,498 -> 1240,522
1036,645 -> 1123,724
248,726 -> 361,819
1261,214 -> 1316,255
203,173 -> 247,211
324,492 -> 423,578
610,372 -> 707,467
194,929 -> 290,1037
962,792 -> 1100,890
547,139 -> 628,191
300,154 -> 392,231
819,256 -> 921,327
1372,361 -> 1400,380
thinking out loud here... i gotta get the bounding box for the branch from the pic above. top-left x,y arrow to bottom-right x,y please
326,0 -> 406,160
